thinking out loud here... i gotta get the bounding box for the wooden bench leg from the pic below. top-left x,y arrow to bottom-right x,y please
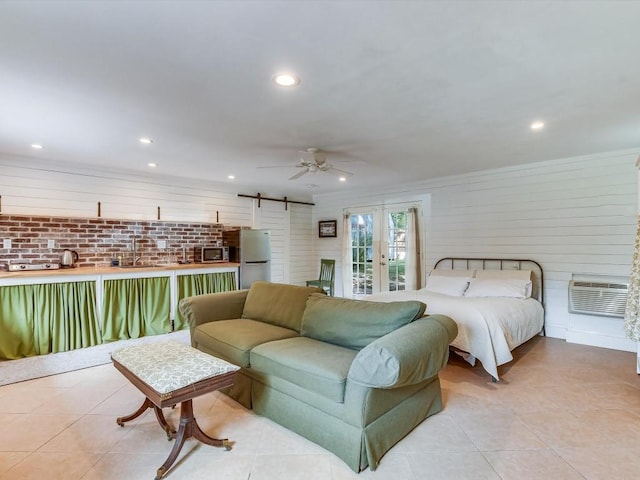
155,399 -> 231,480
117,398 -> 176,440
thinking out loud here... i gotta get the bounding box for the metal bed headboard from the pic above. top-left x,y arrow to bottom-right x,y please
432,257 -> 544,306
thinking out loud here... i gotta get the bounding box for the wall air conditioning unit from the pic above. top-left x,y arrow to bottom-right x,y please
568,280 -> 628,318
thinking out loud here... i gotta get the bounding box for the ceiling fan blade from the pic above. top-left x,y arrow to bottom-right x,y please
289,169 -> 309,180
257,164 -> 299,169
325,166 -> 353,177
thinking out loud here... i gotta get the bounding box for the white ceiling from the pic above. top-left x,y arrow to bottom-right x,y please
1,1 -> 639,196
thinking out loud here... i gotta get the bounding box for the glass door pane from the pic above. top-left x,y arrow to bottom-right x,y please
385,211 -> 407,292
350,213 -> 374,295
345,205 -> 415,297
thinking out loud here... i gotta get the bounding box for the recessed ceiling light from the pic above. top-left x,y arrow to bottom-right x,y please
339,177 -> 347,182
228,175 -> 235,180
139,137 -> 153,144
31,144 -> 43,149
148,162 -> 157,168
530,121 -> 545,130
273,73 -> 300,87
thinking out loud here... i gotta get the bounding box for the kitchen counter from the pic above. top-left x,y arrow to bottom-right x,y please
0,263 -> 240,360
0,262 -> 240,280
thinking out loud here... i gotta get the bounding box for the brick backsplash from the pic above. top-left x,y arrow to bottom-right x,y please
0,215 -> 229,267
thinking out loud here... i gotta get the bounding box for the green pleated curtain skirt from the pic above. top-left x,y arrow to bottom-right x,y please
0,281 -> 100,360
174,272 -> 237,330
101,277 -> 171,342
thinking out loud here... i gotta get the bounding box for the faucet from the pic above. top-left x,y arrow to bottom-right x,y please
132,236 -> 141,266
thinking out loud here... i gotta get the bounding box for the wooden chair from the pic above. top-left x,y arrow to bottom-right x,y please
306,259 -> 336,296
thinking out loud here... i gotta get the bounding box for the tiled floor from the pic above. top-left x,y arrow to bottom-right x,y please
1,336 -> 639,479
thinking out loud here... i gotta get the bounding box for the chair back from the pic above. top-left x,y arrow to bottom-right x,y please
319,259 -> 335,283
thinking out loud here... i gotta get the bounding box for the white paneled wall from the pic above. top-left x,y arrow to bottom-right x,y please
288,203 -> 316,286
252,199 -> 288,283
312,149 -> 639,352
0,156 -> 314,284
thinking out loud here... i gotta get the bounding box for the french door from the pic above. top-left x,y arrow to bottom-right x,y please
347,204 -> 418,297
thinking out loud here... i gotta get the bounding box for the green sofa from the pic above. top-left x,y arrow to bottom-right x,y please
179,281 -> 457,472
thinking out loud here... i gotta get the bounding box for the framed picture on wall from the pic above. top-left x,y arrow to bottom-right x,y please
318,220 -> 337,238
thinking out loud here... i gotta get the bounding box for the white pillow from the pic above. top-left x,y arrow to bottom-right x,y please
463,278 -> 532,299
475,270 -> 533,297
423,275 -> 471,296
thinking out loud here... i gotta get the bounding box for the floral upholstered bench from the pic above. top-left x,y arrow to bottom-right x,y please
111,341 -> 240,480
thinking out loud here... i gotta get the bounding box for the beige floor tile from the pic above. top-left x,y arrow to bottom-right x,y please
406,451 -> 501,480
517,411 -> 604,449
255,419 -> 330,456
0,452 -> 29,475
32,382 -> 127,415
194,411 -> 269,455
80,452 -> 169,480
493,384 -> 562,414
2,336 -> 639,479
249,454 -> 333,480
38,414 -> 132,453
2,451 -> 101,480
483,449 -> 583,480
557,446 -> 640,480
109,421 -> 188,455
393,413 -> 477,453
453,411 -> 548,451
24,365 -> 105,389
0,414 -> 80,452
158,452 -> 253,479
0,386 -> 67,414
88,383 -> 147,416
589,382 -> 640,410
330,452 -> 415,480
540,383 -> 605,412
572,409 -> 640,446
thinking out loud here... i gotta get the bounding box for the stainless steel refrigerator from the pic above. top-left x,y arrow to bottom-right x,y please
223,229 -> 271,289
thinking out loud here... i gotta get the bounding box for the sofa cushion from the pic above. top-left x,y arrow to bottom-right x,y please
194,318 -> 298,367
241,281 -> 323,332
301,294 -> 427,350
250,337 -> 358,403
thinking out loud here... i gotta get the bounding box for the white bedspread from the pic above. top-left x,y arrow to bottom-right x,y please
366,289 -> 544,380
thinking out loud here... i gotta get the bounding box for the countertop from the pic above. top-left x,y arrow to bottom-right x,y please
0,262 -> 240,279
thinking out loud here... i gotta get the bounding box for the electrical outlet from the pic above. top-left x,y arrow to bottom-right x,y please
2,239 -> 11,249
157,240 -> 167,249
47,239 -> 55,248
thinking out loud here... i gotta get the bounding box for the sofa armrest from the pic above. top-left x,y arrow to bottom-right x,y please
179,289 -> 249,329
347,314 -> 457,389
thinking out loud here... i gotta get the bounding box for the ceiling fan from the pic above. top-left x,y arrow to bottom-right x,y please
259,148 -> 353,180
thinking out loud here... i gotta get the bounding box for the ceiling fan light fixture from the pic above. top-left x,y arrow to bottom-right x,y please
273,73 -> 300,87
139,137 -> 153,144
530,121 -> 545,130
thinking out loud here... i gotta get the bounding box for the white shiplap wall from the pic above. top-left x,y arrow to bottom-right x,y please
288,203 -> 316,286
0,155 -> 314,283
312,148 -> 639,352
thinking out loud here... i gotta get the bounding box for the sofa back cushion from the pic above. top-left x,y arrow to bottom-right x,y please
301,294 -> 427,350
242,281 -> 323,332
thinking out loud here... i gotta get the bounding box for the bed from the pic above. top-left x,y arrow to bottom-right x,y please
367,257 -> 545,381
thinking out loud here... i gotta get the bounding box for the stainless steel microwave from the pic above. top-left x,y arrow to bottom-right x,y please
194,246 -> 229,263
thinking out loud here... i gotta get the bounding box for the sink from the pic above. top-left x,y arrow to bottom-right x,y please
117,264 -> 151,269
153,263 -> 180,267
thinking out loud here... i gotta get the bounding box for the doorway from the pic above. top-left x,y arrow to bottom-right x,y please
346,204 -> 420,297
